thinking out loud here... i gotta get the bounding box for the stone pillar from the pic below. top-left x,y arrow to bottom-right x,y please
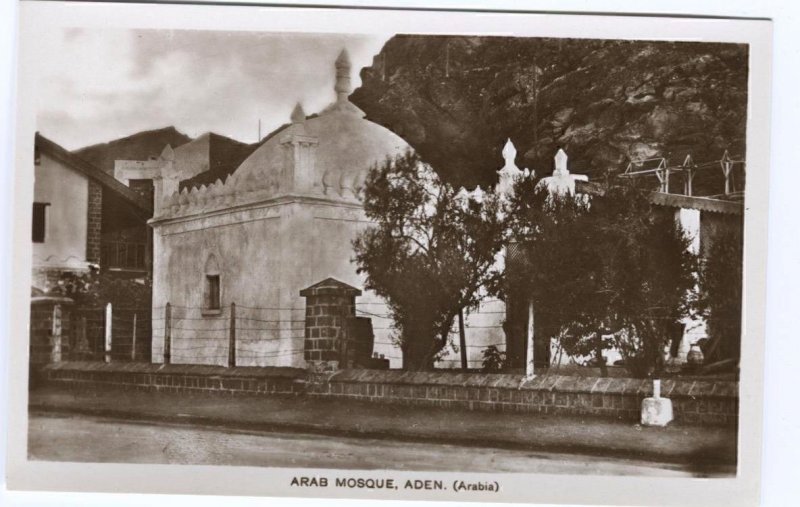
300,277 -> 362,372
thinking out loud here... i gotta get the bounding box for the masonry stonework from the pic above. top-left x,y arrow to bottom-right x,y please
300,278 -> 361,367
86,179 -> 103,264
42,362 -> 738,426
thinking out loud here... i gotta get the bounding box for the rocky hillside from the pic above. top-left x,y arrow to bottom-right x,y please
351,36 -> 748,192
74,126 -> 192,174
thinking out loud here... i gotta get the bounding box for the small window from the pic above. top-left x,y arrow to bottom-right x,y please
206,274 -> 220,310
32,203 -> 48,243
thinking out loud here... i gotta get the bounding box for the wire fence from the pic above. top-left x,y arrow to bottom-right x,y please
356,298 -> 508,367
154,302 -> 306,366
36,296 -> 517,369
71,305 -> 152,362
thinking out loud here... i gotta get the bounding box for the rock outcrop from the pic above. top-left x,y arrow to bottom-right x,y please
351,36 -> 748,192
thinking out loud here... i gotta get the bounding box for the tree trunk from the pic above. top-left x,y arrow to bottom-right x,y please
458,309 -> 467,371
402,333 -> 439,371
533,314 -> 551,369
596,331 -> 608,378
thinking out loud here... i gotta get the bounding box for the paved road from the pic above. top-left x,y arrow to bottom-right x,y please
28,413 -> 728,477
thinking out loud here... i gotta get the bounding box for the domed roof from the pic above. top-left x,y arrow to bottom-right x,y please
233,49 -> 412,200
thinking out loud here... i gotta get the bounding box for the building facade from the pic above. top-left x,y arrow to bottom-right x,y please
32,134 -> 152,291
149,51 -> 412,367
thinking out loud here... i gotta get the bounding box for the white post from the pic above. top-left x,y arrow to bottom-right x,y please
104,303 -> 112,363
641,377 -> 673,427
526,300 -> 535,378
131,313 -> 137,362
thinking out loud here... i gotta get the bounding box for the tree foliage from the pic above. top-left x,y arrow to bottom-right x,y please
696,226 -> 743,362
43,268 -> 152,310
507,177 -> 696,377
353,152 -> 506,370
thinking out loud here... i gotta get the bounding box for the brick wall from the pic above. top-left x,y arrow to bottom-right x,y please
86,179 -> 103,264
42,363 -> 738,426
300,278 -> 361,368
316,370 -> 739,426
43,362 -> 306,396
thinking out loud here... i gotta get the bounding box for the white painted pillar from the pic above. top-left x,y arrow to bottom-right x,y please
526,300 -> 535,378
104,303 -> 112,363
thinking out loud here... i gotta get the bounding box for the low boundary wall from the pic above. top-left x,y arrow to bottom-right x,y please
41,362 -> 738,426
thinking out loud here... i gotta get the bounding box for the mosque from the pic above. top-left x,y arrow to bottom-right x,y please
141,50 -> 476,368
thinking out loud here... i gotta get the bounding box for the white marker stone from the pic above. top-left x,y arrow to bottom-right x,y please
641,379 -> 674,427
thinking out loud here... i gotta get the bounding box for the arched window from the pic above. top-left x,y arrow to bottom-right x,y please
204,254 -> 221,312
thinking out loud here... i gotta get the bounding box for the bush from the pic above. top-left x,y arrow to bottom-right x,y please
481,345 -> 506,372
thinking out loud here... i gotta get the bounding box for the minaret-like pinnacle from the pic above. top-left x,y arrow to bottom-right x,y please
334,48 -> 352,102
501,138 -> 517,167
290,102 -> 306,124
554,148 -> 569,175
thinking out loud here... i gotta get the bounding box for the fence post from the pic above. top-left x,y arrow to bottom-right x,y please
104,303 -> 112,363
51,304 -> 62,363
131,313 -> 137,362
164,303 -> 171,365
526,300 -> 535,378
458,309 -> 467,371
228,302 -> 236,368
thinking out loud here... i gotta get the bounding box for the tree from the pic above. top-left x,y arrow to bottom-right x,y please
583,181 -> 696,377
504,176 -> 598,371
353,152 -> 506,371
696,225 -> 743,363
507,177 -> 696,377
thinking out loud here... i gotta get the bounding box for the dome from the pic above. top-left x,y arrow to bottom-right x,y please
233,49 -> 412,200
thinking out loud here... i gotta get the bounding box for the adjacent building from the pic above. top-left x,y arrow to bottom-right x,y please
32,133 -> 153,291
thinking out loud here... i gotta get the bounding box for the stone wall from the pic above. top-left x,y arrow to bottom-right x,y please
42,362 -> 738,426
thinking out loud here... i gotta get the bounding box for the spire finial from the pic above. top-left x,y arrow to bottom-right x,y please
291,102 -> 306,124
334,48 -> 352,102
554,148 -> 569,175
502,138 -> 517,167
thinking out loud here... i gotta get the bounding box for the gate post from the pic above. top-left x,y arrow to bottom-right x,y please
299,278 -> 361,372
163,303 -> 172,365
104,303 -> 112,363
228,302 -> 236,368
131,313 -> 137,361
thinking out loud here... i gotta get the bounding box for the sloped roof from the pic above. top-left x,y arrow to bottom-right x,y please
35,133 -> 153,219
574,179 -> 743,215
178,133 -> 260,191
300,277 -> 362,297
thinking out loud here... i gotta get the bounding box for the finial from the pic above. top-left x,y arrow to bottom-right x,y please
290,102 -> 306,124
334,48 -> 352,102
554,148 -> 568,175
502,138 -> 517,166
160,144 -> 174,162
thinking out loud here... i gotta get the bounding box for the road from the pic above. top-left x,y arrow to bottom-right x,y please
28,413 -> 728,477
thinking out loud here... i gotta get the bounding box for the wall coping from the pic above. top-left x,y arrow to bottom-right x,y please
329,369 -> 739,399
43,361 -> 306,380
42,363 -> 738,399
31,296 -> 75,305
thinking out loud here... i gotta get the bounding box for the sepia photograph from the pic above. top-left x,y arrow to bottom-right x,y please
4,2 -> 774,506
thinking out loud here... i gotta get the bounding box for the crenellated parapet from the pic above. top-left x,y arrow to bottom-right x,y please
153,48 -> 411,221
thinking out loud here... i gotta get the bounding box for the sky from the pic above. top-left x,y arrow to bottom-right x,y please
34,28 -> 391,150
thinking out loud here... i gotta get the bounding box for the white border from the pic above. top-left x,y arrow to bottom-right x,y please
3,1 -> 776,507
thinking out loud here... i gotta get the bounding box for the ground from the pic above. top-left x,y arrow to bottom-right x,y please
28,385 -> 737,477
28,413 -> 729,476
